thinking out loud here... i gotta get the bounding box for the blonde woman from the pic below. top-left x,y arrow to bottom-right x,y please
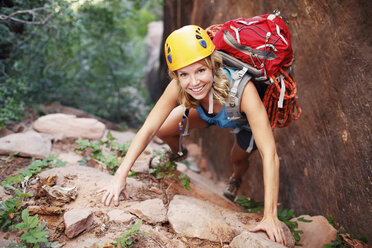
99,25 -> 286,245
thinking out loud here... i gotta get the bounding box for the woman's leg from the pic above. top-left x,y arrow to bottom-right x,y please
230,139 -> 252,180
223,137 -> 253,201
156,105 -> 208,153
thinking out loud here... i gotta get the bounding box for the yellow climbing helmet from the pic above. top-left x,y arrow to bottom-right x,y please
165,25 -> 215,71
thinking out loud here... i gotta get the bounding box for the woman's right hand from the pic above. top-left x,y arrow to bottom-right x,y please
98,176 -> 129,206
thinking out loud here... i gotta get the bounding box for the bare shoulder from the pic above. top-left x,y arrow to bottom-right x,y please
240,81 -> 264,115
160,79 -> 180,102
150,79 -> 179,117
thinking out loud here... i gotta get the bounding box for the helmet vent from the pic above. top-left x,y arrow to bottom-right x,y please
199,40 -> 207,48
195,35 -> 202,39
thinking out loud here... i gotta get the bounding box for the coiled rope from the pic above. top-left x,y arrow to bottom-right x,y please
263,60 -> 301,129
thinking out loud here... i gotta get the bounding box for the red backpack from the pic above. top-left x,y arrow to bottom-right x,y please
206,10 -> 301,129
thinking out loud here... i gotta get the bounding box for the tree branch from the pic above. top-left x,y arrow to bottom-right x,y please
0,7 -> 54,25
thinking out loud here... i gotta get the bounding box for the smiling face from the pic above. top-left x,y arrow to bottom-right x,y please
177,60 -> 213,101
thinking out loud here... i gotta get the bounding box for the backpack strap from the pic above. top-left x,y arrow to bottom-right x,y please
225,68 -> 251,124
217,51 -> 257,124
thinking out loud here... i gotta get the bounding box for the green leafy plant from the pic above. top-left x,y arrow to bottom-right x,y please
324,215 -> 368,247
149,150 -> 191,191
113,219 -> 149,248
11,209 -> 58,248
0,190 -> 31,232
234,196 -> 264,213
0,155 -> 64,232
277,208 -> 306,244
178,173 -> 190,191
1,155 -> 66,190
75,131 -> 130,174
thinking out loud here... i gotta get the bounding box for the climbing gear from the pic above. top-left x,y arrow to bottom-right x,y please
178,109 -> 190,156
206,10 -> 301,129
165,25 -> 215,71
263,60 -> 301,128
196,105 -> 242,129
211,9 -> 293,79
223,176 -> 242,202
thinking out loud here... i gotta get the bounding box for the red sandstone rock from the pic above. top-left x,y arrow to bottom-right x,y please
64,209 -> 93,239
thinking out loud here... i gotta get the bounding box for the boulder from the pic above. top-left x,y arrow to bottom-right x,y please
0,131 -> 51,158
33,113 -> 106,140
167,195 -> 294,246
230,231 -> 286,248
292,215 -> 338,247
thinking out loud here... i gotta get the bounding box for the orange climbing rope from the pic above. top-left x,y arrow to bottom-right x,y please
263,60 -> 301,129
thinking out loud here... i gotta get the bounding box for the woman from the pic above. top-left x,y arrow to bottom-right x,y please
99,25 -> 286,245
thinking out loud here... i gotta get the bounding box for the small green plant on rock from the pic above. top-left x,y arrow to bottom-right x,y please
149,150 -> 191,191
75,131 -> 130,174
235,196 -> 264,213
113,219 -> 149,248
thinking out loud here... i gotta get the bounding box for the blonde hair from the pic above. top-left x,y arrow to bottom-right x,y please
168,51 -> 230,109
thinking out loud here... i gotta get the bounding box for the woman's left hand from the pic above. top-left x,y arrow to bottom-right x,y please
249,215 -> 287,246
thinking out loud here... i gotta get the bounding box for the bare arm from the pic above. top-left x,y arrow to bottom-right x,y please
100,80 -> 180,206
240,82 -> 286,245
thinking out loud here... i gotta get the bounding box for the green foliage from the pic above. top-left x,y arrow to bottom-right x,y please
75,131 -> 130,174
0,155 -> 64,232
113,219 -> 150,248
149,150 -> 191,191
12,209 -> 58,248
234,196 -> 264,213
150,160 -> 177,180
1,155 -> 66,190
0,0 -> 162,128
328,214 -> 336,227
235,196 -> 312,245
277,208 -> 306,244
324,216 -> 369,247
178,173 -> 190,191
0,194 -> 23,231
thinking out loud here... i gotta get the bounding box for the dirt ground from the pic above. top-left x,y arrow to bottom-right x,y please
0,155 -> 32,182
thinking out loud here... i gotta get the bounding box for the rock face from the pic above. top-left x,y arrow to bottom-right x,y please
0,131 -> 51,158
160,0 -> 372,241
33,113 -> 106,140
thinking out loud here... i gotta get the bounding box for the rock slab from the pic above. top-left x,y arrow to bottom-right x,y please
230,231 -> 286,248
0,131 -> 51,158
33,113 -> 106,140
128,198 -> 167,224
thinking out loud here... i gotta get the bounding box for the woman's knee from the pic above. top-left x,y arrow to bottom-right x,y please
156,125 -> 178,140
